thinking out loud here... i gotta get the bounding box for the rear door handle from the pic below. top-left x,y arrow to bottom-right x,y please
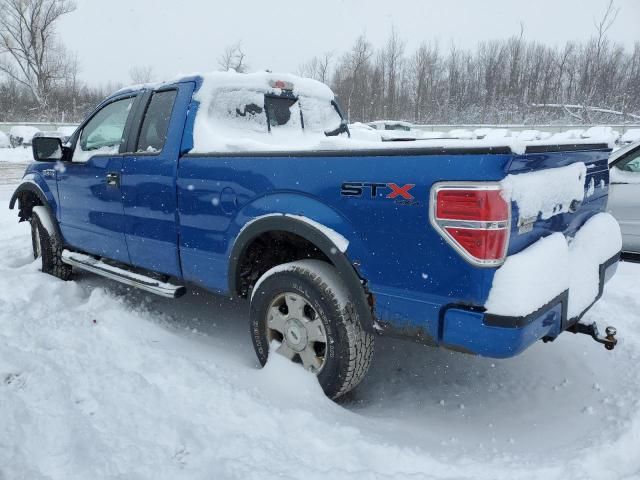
106,172 -> 120,188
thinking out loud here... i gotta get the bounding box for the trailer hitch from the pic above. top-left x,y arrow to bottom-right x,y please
568,322 -> 618,351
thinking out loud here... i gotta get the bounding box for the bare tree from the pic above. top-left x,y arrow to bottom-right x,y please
0,0 -> 76,111
218,41 -> 248,73
129,65 -> 155,84
298,51 -> 333,83
381,27 -> 405,118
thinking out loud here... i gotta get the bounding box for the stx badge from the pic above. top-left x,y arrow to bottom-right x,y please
340,182 -> 419,206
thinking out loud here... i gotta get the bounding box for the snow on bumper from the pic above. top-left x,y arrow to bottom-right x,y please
485,213 -> 622,318
441,213 -> 621,358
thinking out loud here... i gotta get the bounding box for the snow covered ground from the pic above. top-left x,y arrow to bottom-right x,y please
1,163 -> 639,480
0,147 -> 35,164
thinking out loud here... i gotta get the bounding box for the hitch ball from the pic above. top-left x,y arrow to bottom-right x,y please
605,326 -> 617,350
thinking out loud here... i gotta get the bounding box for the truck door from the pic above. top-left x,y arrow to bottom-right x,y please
609,148 -> 640,253
56,94 -> 139,264
121,84 -> 194,277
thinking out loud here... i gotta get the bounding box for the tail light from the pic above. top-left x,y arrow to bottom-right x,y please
430,183 -> 511,266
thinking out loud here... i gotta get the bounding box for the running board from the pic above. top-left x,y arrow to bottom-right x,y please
61,250 -> 186,298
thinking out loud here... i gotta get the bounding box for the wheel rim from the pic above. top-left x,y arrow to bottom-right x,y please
266,292 -> 327,374
33,222 -> 42,259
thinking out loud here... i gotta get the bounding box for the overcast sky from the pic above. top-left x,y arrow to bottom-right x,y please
59,0 -> 640,86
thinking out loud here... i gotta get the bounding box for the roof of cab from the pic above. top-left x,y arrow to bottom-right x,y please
107,71 -> 334,102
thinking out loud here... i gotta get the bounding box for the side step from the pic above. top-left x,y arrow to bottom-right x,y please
61,250 -> 186,298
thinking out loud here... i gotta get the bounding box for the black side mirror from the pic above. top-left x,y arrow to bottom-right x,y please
325,119 -> 351,138
32,137 -> 63,162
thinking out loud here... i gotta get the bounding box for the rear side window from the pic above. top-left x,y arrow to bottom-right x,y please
136,90 -> 177,153
264,96 -> 300,129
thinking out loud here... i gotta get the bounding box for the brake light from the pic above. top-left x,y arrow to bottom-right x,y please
430,183 -> 511,266
436,189 -> 509,222
270,80 -> 294,91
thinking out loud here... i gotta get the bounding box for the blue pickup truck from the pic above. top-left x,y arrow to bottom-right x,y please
10,72 -> 622,398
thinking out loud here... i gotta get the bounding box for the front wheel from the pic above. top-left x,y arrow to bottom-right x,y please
31,210 -> 72,281
250,260 -> 374,399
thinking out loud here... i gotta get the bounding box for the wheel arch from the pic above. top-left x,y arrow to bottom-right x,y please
228,214 -> 375,333
9,179 -> 62,240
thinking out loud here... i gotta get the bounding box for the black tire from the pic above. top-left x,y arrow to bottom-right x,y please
31,210 -> 72,281
250,259 -> 374,399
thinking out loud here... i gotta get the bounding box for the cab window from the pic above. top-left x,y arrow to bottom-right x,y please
74,97 -> 135,162
136,90 -> 177,153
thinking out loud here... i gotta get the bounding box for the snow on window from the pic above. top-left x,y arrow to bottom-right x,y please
206,88 -> 267,134
299,96 -> 342,133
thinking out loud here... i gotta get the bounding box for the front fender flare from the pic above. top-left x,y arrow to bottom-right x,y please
9,178 -> 62,240
228,214 -> 375,333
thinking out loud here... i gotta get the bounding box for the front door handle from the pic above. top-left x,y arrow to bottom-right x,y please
106,172 -> 120,188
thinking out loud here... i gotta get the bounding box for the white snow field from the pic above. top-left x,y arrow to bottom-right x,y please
0,163 -> 639,480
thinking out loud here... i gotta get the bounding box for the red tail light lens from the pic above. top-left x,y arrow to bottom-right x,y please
436,189 -> 509,222
430,183 -> 511,266
444,227 -> 508,261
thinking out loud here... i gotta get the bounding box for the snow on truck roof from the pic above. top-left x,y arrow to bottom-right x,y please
111,70 -> 334,100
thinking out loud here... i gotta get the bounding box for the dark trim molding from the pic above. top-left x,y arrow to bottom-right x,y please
185,145 -> 513,159
524,143 -> 610,154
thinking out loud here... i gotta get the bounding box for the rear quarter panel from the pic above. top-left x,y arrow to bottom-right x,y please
177,151 -> 513,340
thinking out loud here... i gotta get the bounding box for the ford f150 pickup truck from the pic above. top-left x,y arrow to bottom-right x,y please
10,71 -> 623,398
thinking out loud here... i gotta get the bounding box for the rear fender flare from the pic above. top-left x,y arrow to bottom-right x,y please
228,213 -> 375,333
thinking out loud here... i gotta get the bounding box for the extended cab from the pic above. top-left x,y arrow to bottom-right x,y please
10,72 -> 622,398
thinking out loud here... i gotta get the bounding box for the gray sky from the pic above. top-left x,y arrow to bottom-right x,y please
60,0 -> 640,85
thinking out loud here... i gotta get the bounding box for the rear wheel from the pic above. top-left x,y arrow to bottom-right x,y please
30,210 -> 72,281
250,260 -> 374,399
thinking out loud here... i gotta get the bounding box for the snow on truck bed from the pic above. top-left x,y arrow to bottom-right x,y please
1,179 -> 640,479
187,71 -> 613,155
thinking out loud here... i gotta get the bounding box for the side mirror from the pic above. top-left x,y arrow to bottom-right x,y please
325,119 -> 351,138
32,136 -> 63,162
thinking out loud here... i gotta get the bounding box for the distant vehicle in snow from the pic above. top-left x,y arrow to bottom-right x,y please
348,122 -> 382,142
10,71 -> 622,399
9,125 -> 41,148
0,130 -> 10,148
619,129 -> 640,145
367,120 -> 421,141
608,140 -> 640,257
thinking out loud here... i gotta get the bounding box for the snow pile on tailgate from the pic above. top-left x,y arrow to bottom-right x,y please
486,162 -> 622,318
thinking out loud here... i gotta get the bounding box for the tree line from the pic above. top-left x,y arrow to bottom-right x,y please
1,0 -> 639,125
300,31 -> 640,124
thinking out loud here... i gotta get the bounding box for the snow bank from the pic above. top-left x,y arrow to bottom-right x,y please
486,213 -> 621,317
0,146 -> 34,163
501,163 -> 587,220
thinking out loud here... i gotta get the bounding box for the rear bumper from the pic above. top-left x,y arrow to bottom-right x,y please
440,253 -> 620,358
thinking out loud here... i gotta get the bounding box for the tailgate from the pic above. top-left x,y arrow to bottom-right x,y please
503,144 -> 611,256
484,143 -> 621,321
